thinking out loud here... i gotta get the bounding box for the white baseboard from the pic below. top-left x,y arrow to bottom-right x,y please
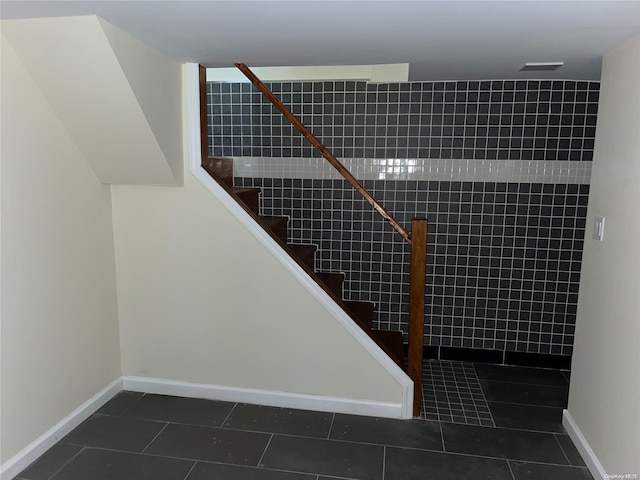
123,376 -> 404,419
562,409 -> 608,480
0,378 -> 123,480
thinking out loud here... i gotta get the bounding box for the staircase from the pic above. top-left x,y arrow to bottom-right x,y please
202,157 -> 406,369
199,64 -> 427,416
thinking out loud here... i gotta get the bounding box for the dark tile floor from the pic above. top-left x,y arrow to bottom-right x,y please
420,360 -> 494,426
15,363 -> 593,480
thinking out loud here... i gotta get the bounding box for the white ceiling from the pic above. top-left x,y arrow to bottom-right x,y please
3,0 -> 640,81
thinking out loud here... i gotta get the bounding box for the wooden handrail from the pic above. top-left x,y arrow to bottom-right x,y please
235,63 -> 412,244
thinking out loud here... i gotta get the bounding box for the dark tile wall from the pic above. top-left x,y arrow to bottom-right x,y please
208,80 -> 599,162
235,177 -> 589,356
208,78 -> 598,357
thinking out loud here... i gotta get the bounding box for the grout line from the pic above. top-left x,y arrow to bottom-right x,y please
382,445 -> 386,480
435,420 -> 566,435
54,445 -> 215,463
66,442 -> 583,469
471,363 -> 496,427
506,459 -> 517,480
553,433 -> 573,465
327,412 -> 336,439
180,460 -> 198,480
507,458 -> 592,469
373,442 -> 579,467
140,423 -> 169,454
479,378 -> 570,389
220,402 -> 238,427
486,399 -> 567,409
44,446 -> 87,480
256,434 -> 274,467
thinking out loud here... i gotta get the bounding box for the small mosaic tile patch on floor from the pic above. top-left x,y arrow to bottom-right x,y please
421,360 -> 495,427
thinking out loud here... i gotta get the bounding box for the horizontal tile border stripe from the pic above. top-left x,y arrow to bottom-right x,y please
232,157 -> 592,184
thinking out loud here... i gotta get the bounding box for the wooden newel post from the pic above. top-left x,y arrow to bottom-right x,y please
198,65 -> 209,163
408,218 -> 427,417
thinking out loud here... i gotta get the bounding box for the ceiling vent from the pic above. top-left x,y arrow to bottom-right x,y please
520,62 -> 564,72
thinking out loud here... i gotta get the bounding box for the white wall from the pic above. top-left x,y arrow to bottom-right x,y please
99,17 -> 184,184
207,63 -> 410,82
567,34 -> 640,477
1,16 -> 182,186
110,66 -> 405,409
0,36 -> 122,463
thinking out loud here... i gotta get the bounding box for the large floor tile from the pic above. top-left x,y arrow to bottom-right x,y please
481,380 -> 568,407
186,462 -> 316,480
489,402 -> 564,432
259,435 -> 384,480
95,391 -> 145,415
145,423 -> 270,465
442,422 -> 568,464
330,414 -> 443,450
385,446 -> 513,480
49,448 -> 193,480
119,394 -> 235,427
510,460 -> 594,479
474,364 -> 568,387
555,434 -> 587,466
61,415 -> 166,452
223,403 -> 332,438
17,443 -> 82,480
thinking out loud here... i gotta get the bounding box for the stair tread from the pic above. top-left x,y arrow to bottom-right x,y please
316,271 -> 345,279
372,330 -> 406,369
344,300 -> 375,310
288,243 -> 317,253
260,215 -> 289,227
233,187 -> 261,195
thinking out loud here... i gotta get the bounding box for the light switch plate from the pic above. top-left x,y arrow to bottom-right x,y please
593,215 -> 605,241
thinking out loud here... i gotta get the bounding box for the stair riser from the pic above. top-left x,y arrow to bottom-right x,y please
269,222 -> 287,243
236,191 -> 260,215
344,301 -> 375,330
202,158 -> 233,188
373,330 -> 406,370
288,245 -> 317,271
298,253 -> 315,270
316,273 -> 344,298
